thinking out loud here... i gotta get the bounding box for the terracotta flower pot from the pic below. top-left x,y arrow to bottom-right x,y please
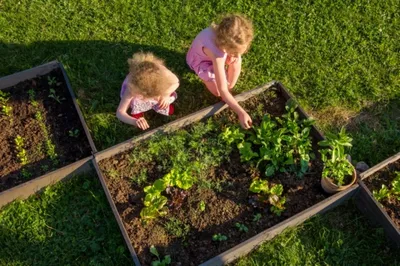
321,164 -> 357,194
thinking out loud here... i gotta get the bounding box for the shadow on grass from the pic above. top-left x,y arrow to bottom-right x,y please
346,98 -> 400,166
234,200 -> 400,266
0,173 -> 132,266
0,40 -> 219,151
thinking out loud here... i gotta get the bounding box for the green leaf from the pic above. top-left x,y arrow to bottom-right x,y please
249,179 -> 269,193
150,245 -> 159,257
265,165 -> 275,177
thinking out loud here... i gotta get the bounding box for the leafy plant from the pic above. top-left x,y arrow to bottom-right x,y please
249,179 -> 286,216
235,223 -> 249,233
15,135 -> 29,166
212,233 -> 228,242
68,128 -> 80,138
373,172 -> 400,202
21,168 -> 32,178
150,245 -> 171,266
48,88 -> 65,103
318,128 -> 353,186
373,185 -> 390,201
221,101 -> 314,178
0,91 -> 12,117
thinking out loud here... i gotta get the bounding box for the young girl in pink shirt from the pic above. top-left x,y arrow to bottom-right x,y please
116,52 -> 179,130
187,14 -> 254,129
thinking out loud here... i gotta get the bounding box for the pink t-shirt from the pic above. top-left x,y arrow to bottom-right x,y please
186,27 -> 227,74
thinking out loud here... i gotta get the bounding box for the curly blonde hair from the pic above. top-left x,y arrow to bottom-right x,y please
127,52 -> 174,98
212,14 -> 254,54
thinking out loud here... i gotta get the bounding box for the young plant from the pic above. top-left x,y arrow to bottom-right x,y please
15,135 -> 29,166
235,222 -> 249,233
150,245 -> 171,266
21,168 -> 32,178
252,213 -> 262,222
318,128 -> 353,186
47,76 -> 57,86
140,179 -> 169,221
2,105 -> 12,116
373,185 -> 390,201
249,179 -> 286,216
0,91 -> 12,117
198,200 -> 206,212
373,172 -> 400,202
68,128 -> 80,138
212,233 -> 228,242
48,88 -> 65,103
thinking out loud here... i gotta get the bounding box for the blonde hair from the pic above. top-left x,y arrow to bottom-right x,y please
212,14 -> 254,54
127,52 -> 174,98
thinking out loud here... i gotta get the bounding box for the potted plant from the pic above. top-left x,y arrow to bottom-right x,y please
318,128 -> 357,193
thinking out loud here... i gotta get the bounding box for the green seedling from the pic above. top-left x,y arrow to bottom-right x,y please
212,233 -> 228,242
41,164 -> 49,172
48,88 -> 65,103
373,172 -> 400,202
319,128 -> 353,186
68,128 -> 80,138
2,105 -> 12,116
199,200 -> 206,212
373,185 -> 390,201
21,168 -> 32,178
235,223 -> 249,233
45,139 -> 57,161
47,76 -> 57,86
253,213 -> 262,222
15,135 -> 29,166
150,245 -> 171,266
249,179 -> 286,216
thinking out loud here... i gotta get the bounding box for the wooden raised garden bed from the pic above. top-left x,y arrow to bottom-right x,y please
93,82 -> 359,265
356,152 -> 400,246
0,61 -> 96,207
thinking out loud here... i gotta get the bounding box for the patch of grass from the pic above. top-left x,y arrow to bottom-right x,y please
235,201 -> 400,266
0,174 -> 131,266
0,0 -> 398,150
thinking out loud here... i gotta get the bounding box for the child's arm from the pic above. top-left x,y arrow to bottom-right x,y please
116,94 -> 149,130
213,56 -> 252,129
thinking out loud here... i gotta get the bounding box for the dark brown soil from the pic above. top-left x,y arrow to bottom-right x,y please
0,69 -> 92,192
99,88 -> 327,265
363,160 -> 400,230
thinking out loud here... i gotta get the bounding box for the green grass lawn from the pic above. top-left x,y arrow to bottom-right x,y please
0,0 -> 399,265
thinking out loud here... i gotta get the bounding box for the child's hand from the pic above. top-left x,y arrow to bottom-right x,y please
135,117 -> 150,130
157,95 -> 170,109
239,111 -> 252,129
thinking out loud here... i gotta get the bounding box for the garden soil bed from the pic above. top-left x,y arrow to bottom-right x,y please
99,89 -> 328,265
0,69 -> 91,192
363,160 -> 400,230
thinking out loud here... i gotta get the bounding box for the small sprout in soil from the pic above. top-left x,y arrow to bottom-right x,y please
212,233 -> 228,242
163,217 -> 190,239
235,222 -> 249,233
48,88 -> 65,103
150,245 -> 171,266
27,89 -> 36,100
21,168 -> 32,178
47,76 -> 57,86
68,128 -> 80,138
130,168 -> 147,186
41,164 -> 49,172
45,139 -> 58,161
15,135 -> 29,166
253,213 -> 262,222
2,105 -> 12,116
199,200 -> 206,212
107,169 -> 120,179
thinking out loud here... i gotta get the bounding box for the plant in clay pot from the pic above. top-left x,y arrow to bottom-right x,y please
318,128 -> 356,193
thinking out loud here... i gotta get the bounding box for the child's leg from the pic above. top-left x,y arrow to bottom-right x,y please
226,56 -> 242,90
204,80 -> 221,97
